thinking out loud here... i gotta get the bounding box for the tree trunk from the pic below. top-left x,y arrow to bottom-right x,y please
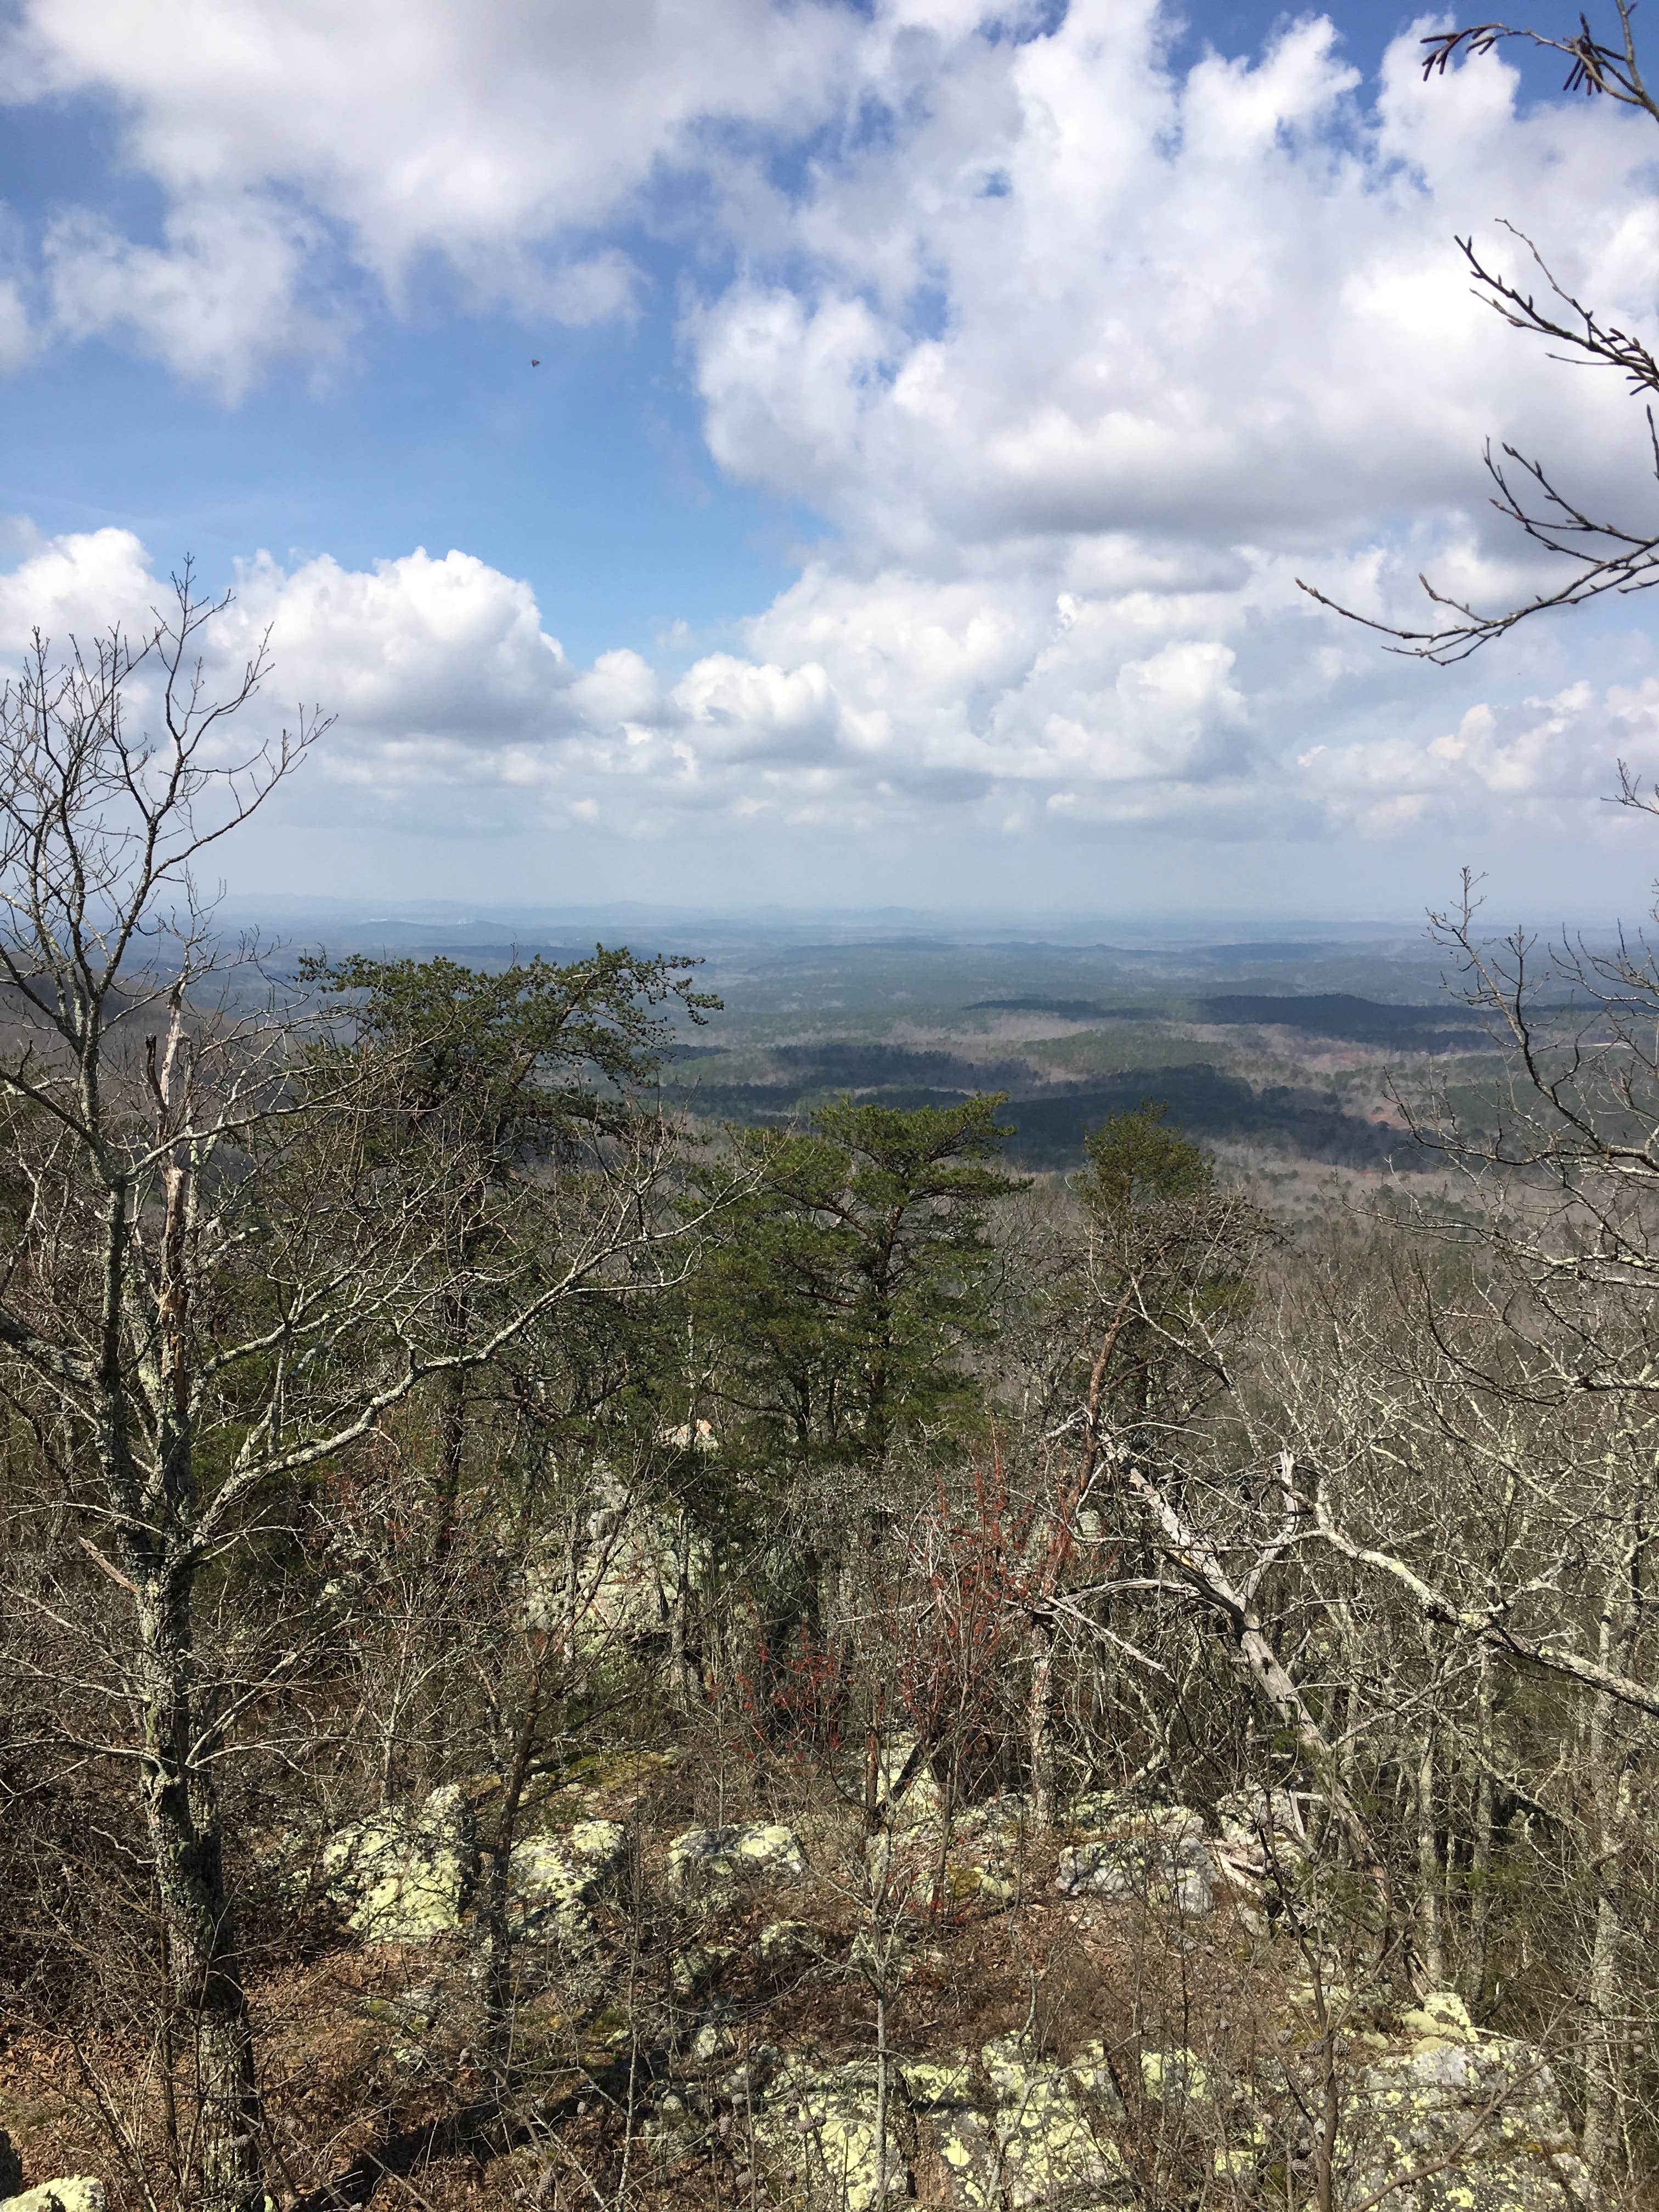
665,1510 -> 700,1713
1465,1646 -> 1497,2013
431,1359 -> 467,1573
137,1573 -> 263,2212
1581,1502 -> 1641,2184
1027,1611 -> 1056,1833
133,1092 -> 264,2212
1415,1718 -> 1445,1990
1581,1681 -> 1631,2177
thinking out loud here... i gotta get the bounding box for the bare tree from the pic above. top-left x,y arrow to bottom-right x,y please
0,572 -> 720,2212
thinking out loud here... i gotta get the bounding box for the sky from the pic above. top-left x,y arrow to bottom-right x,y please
0,0 -> 1656,922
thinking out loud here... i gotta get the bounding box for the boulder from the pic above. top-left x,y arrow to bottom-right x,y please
669,1822 -> 805,1903
978,2036 -> 1132,2210
1214,1786 -> 1311,1892
868,1735 -> 944,1825
319,1782 -> 477,1942
1,2185 -> 106,2212
1336,1991 -> 1590,2211
946,1797 -> 1028,1903
670,1941 -> 738,2001
758,1918 -> 820,1968
1067,1790 -> 1132,1832
509,1816 -> 628,1943
1056,1805 -> 1212,1915
751,2057 -> 909,2211
0,2134 -> 21,2200
522,1473 -> 712,1649
865,1795 -> 1029,1908
912,2039 -> 1131,2210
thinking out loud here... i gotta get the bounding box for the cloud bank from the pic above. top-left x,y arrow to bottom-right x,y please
0,0 -> 1656,888
8,520 -> 1653,867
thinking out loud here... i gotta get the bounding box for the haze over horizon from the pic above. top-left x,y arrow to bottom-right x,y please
1,0 -> 1655,922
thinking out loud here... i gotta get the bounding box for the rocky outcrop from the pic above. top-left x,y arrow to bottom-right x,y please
669,1822 -> 805,1903
0,2183 -> 107,2212
940,1798 -> 1026,1903
737,2035 -> 1136,2211
670,1940 -> 740,2001
751,2056 -> 909,2212
308,1777 -> 1590,2212
915,2040 -> 1132,2211
522,1471 -> 712,1650
1055,1804 -> 1212,1914
639,1985 -> 1588,2212
317,1792 -> 628,1950
758,1917 -> 820,1968
319,1782 -> 477,1942
508,1816 -> 628,1943
1335,1991 -> 1590,2211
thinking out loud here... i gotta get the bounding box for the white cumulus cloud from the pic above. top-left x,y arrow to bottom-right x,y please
0,2 -> 1655,880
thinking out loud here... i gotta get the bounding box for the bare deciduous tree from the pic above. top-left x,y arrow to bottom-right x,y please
0,573 -> 722,2212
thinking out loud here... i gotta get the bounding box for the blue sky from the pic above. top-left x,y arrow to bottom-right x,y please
0,0 -> 1654,918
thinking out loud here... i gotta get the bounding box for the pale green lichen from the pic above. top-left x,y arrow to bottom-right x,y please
979,2036 -> 1130,2209
1224,1994 -> 1592,2211
1340,2027 -> 1592,2212
1054,1807 -> 1213,1914
510,1816 -> 627,1944
758,1917 -> 818,1966
670,1942 -> 738,2000
2,2182 -> 107,2212
751,2059 -> 909,2212
320,1783 -> 476,1943
669,1821 -> 806,1903
901,2055 -> 975,2109
1139,2047 -> 1211,2105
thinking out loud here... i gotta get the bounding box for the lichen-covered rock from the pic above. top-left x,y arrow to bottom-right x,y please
1,2182 -> 107,2212
946,1797 -> 1028,1902
320,1782 -> 477,1942
907,2056 -> 1000,2209
1338,1992 -> 1590,2211
871,1735 -> 945,1824
870,1795 -> 1028,1909
522,1476 -> 712,1649
509,1816 -> 627,1943
1213,1786 -> 1310,1890
670,1941 -> 738,2001
669,1822 -> 805,1902
1067,1789 -> 1132,1833
912,2039 -> 1133,2209
689,2022 -> 738,2066
1138,2044 -> 1269,2179
719,2042 -> 783,2108
751,2057 -> 909,2211
929,2104 -> 1002,2209
759,1918 -> 819,1968
979,2036 -> 1132,2210
1055,1805 -> 1212,1915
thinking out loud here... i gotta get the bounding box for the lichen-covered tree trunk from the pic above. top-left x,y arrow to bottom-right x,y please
1581,1668 -> 1633,2176
1465,1646 -> 1497,2013
136,1573 -> 263,2212
1026,1611 -> 1056,1832
1414,1718 -> 1445,1990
